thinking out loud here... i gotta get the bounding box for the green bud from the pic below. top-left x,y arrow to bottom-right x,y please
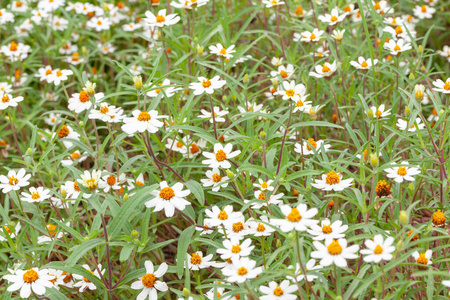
131,230 -> 139,238
222,95 -> 228,102
26,148 -> 33,155
78,121 -> 85,127
335,297 -> 343,300
439,109 -> 445,117
243,74 -> 249,84
279,177 -> 285,184
276,239 -> 282,248
84,236 -> 89,241
369,153 -> 379,167
133,238 -> 140,245
404,106 -> 411,117
399,210 -> 408,225
306,186 -> 311,192
408,183 -> 414,191
367,109 -> 374,118
81,46 -> 87,55
183,288 -> 190,296
418,45 -> 423,53
231,94 -> 236,101
226,169 -> 235,179
409,72 -> 415,80
259,131 -> 266,140
123,193 -> 129,201
287,231 -> 295,241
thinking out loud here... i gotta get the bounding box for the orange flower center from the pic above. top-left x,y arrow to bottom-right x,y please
273,286 -> 284,296
8,176 -> 18,186
393,45 -> 401,51
322,224 -> 332,234
58,125 -> 69,138
280,70 -> 288,78
416,253 -> 428,265
232,222 -> 244,233
374,245 -> 383,254
202,79 -> 211,88
231,244 -> 241,253
212,173 -> 222,183
257,223 -> 266,232
107,175 -> 116,186
218,210 -> 228,220
327,240 -> 343,255
190,252 -> 202,265
31,191 -> 40,200
330,15 -> 338,22
215,149 -> 227,162
137,111 -> 151,121
361,61 -> 368,68
285,89 -> 295,97
286,207 -> 302,222
190,143 -> 199,153
325,171 -> 340,185
397,167 -> 407,176
156,14 -> 165,22
306,138 -> 317,151
9,41 -> 18,51
432,210 -> 446,226
444,82 -> 450,90
79,90 -> 90,103
45,69 -> 52,75
2,94 -> 9,103
322,64 -> 331,73
237,267 -> 247,275
159,187 -> 175,200
23,269 -> 39,283
100,106 -> 109,114
421,5 -> 427,12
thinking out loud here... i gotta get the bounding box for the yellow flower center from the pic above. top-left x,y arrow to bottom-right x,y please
23,269 -> 39,283
322,64 -> 331,73
258,192 -> 265,200
218,210 -> 228,220
393,45 -> 401,51
237,267 -> 247,276
432,210 -> 446,226
330,15 -> 338,22
100,106 -> 109,114
306,138 -> 317,151
79,90 -> 90,103
285,89 -> 295,97
137,111 -> 151,121
444,82 -> 450,91
159,187 -> 175,200
219,48 -> 227,55
83,270 -> 95,282
361,61 -> 368,68
142,273 -> 156,288
74,180 -> 81,191
85,179 -> 97,190
47,224 -> 57,236
215,149 -> 227,162
106,175 -> 116,186
8,176 -> 18,186
374,2 -> 380,9
322,224 -> 332,234
273,286 -> 284,296
325,171 -> 340,185
295,6 -> 303,15
202,79 -> 211,88
374,245 -> 383,255
71,152 -> 81,159
9,41 -> 18,51
231,244 -> 241,253
156,14 -> 165,22
416,253 -> 428,265
2,94 -> 9,103
421,5 -> 427,12
280,70 -> 288,78
261,182 -> 268,189
190,252 -> 202,265
376,180 -> 391,197
3,225 -> 12,234
31,191 -> 40,200
397,167 -> 407,176
327,240 -> 343,255
286,207 -> 302,222
212,173 -> 222,183
257,223 -> 266,232
232,222 -> 244,233
296,100 -> 304,107
310,32 -> 316,40
176,141 -> 183,148
344,5 -> 351,12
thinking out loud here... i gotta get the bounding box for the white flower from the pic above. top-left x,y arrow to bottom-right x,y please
201,168 -> 229,191
202,143 -> 240,169
350,57 -> 378,70
122,22 -> 142,31
73,264 -> 105,292
260,280 -> 297,300
47,69 -> 73,86
165,137 -> 188,154
318,7 -> 347,26
55,125 -> 80,149
367,104 -> 391,118
437,46 -> 450,58
361,234 -> 395,263
384,39 -> 412,55
271,57 -> 283,67
0,41 -> 31,62
144,9 -> 180,27
187,251 -> 219,270
47,268 -> 74,289
52,17 -> 69,31
413,4 -> 435,19
246,216 -> 275,237
292,96 -> 312,113
294,29 -> 324,43
311,238 -> 359,267
204,205 -> 242,227
373,0 -> 393,15
237,101 -> 264,115
331,29 -> 346,41
184,139 -> 207,158
0,222 -> 21,241
131,261 -> 168,299
309,61 -> 338,78
0,169 -> 31,193
35,65 -> 53,82
271,203 -> 318,232
209,43 -> 236,59
275,81 -> 306,101
198,106 -> 229,123
147,79 -> 181,98
20,187 -> 50,203
311,170 -> 354,191
0,82 -> 13,94
295,138 -> 330,155
287,259 -> 323,282
396,117 -> 425,132
37,223 -> 67,244
0,93 -> 24,110
98,42 -> 117,54
253,179 -> 274,191
77,170 -> 101,192
98,173 -> 126,193
68,91 -> 104,114
270,64 -> 295,80
145,181 -> 191,217
0,9 -> 14,25
412,250 -> 432,266
4,267 -> 54,298
307,219 -> 348,243
262,0 -> 285,7
432,78 -> 450,94
189,76 -> 226,95
217,238 -> 254,261
246,192 -> 284,209
384,161 -> 420,183
383,24 -> 416,41
89,103 -> 124,123
221,257 -> 262,283
121,110 -> 167,135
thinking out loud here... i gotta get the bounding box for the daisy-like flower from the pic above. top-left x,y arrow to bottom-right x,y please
292,96 -> 312,113
413,4 -> 435,19
310,44 -> 330,58
165,137 -> 188,154
55,125 -> 80,149
331,29 -> 345,42
260,280 -> 297,300
202,143 -> 241,169
4,267 -> 54,298
77,170 -> 101,192
68,90 -> 104,114
253,179 -> 274,191
0,93 -> 24,110
184,139 -> 207,158
295,138 -> 330,155
145,181 -> 191,217
275,80 -> 306,101
0,9 -> 14,24
204,205 -> 242,227
35,65 -> 53,82
0,222 -> 21,241
89,103 -> 124,123
221,257 -> 262,283
209,43 -> 236,59
367,104 -> 391,118
309,61 -> 338,78
147,79 -> 181,98
73,264 -> 104,292
20,187 -> 50,203
217,238 -> 254,261
271,57 -> 283,67
47,269 -> 74,289
311,170 -> 354,191
0,82 -> 13,94
396,117 -> 425,132
38,0 -> 65,11
270,64 -> 295,81
37,223 -> 67,244
131,261 -> 168,299
361,234 -> 395,263
294,29 -> 324,43
437,46 -> 450,59
121,110 -> 167,135
384,39 -> 412,55
144,9 -> 180,27
318,7 -> 347,26
189,76 -> 226,95
223,216 -> 249,240
98,173 -> 126,193
311,238 -> 359,267
383,24 -> 416,42
0,41 -> 31,62
350,57 -> 378,70
198,106 -> 229,123
201,168 -> 229,192
237,101 -> 264,115
262,0 -> 285,7
384,161 -> 420,183
187,251 -> 218,270
122,22 -> 142,31
373,0 -> 393,15
271,203 -> 318,232
98,42 -> 117,55
287,259 -> 323,282
52,17 -> 69,31
432,210 -> 446,227
412,250 -> 432,268
0,169 -> 31,193
246,216 -> 275,237
432,78 -> 450,94
307,219 -> 348,243
247,191 -> 284,209
47,69 -> 73,86
86,16 -> 112,31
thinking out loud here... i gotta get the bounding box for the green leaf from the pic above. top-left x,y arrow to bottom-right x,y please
184,180 -> 205,206
66,238 -> 104,266
176,226 -> 196,278
120,243 -> 135,262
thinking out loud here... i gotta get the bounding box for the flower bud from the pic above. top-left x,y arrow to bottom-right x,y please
404,106 -> 411,117
367,109 -> 374,118
131,230 -> 139,238
287,231 -> 295,241
196,44 -> 203,55
418,45 -> 423,53
26,148 -> 33,155
408,183 -> 414,191
399,210 -> 408,225
84,236 -> 89,241
231,94 -> 236,101
133,76 -> 143,90
183,288 -> 190,296
243,74 -> 249,84
276,239 -> 282,248
226,169 -> 235,179
123,193 -> 129,201
222,95 -> 228,102
78,121 -> 85,127
279,177 -> 285,184
439,109 -> 445,117
259,131 -> 266,140
83,81 -> 96,96
82,46 -> 87,56
409,73 -> 415,80
369,153 -> 379,167
335,297 -> 343,300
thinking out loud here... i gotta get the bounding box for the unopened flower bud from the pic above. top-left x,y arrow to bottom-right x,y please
276,239 -> 282,248
222,95 -> 228,102
183,288 -> 190,296
404,106 -> 411,117
279,177 -> 285,184
82,46 -> 87,55
226,169 -> 235,179
123,193 -> 129,201
418,45 -> 423,53
78,121 -> 85,127
409,73 -> 415,80
367,109 -> 374,118
287,232 -> 295,241
369,153 -> 379,167
133,76 -> 143,90
408,183 -> 414,191
259,131 -> 266,140
196,44 -> 204,55
26,148 -> 33,155
83,81 -> 96,96
231,94 -> 236,101
335,297 -> 343,300
84,236 -> 89,241
439,109 -> 445,117
243,74 -> 249,84
131,230 -> 139,238
399,210 -> 408,225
